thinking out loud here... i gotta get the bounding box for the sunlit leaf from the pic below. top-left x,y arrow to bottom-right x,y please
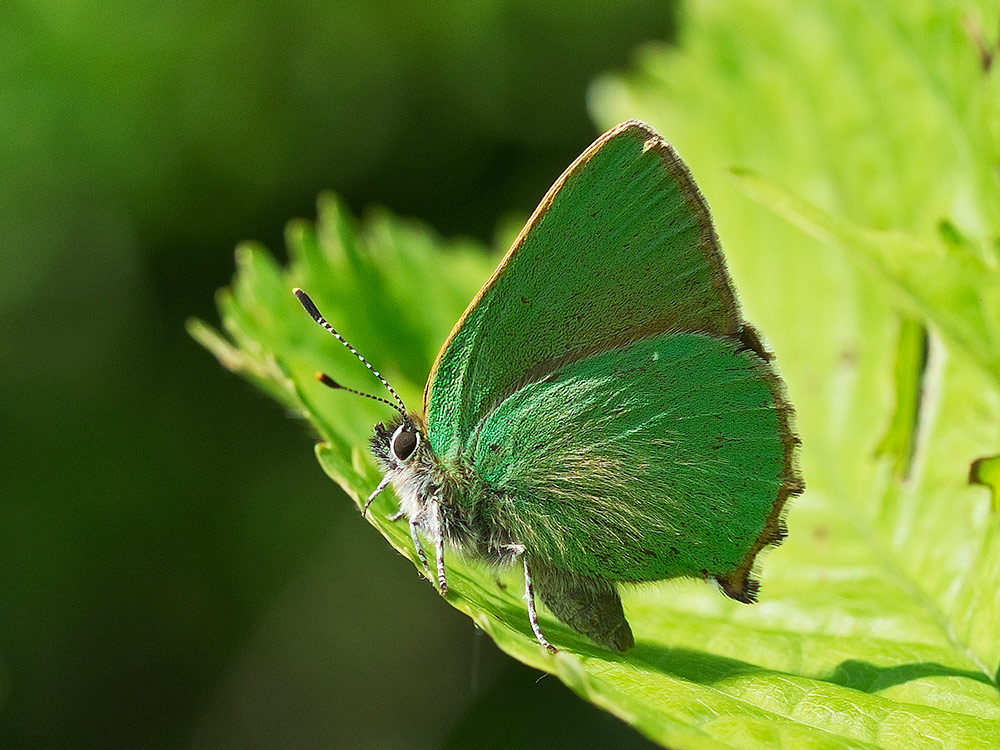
197,4 -> 1000,747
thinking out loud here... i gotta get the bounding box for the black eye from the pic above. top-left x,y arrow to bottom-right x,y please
391,427 -> 418,462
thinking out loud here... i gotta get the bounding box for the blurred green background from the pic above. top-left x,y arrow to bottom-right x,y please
0,1 -> 677,747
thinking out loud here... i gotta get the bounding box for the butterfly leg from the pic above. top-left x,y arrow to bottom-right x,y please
408,516 -> 430,574
428,497 -> 448,594
362,474 -> 392,517
515,548 -> 556,653
387,507 -> 406,522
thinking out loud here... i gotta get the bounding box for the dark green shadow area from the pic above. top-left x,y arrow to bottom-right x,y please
630,643 -> 768,685
445,651 -> 659,750
828,659 -> 995,693
630,643 -> 994,696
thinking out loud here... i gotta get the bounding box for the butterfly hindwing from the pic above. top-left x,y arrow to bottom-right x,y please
425,121 -> 742,459
466,332 -> 792,584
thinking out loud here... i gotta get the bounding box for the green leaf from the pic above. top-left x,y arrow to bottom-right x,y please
586,0 -> 1000,746
196,5 -> 1000,747
729,169 -> 1000,385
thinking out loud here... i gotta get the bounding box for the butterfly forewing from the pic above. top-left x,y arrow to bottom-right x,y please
425,121 -> 742,459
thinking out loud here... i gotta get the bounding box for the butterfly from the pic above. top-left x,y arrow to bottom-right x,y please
294,120 -> 801,652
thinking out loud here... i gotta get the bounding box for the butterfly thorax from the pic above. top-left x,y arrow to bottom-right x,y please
370,413 -> 490,554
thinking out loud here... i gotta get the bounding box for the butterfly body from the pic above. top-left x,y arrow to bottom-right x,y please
370,414 -> 516,568
299,120 -> 801,653
371,412 -> 637,651
369,328 -> 793,651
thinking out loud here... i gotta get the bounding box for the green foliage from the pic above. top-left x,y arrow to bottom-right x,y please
1,2 -> 668,747
190,196 -> 494,515
588,0 -> 1000,746
196,2 -> 1000,747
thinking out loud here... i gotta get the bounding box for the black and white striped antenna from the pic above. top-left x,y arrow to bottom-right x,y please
293,288 -> 406,415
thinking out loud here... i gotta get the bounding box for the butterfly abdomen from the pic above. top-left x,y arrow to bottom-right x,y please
532,562 -> 634,652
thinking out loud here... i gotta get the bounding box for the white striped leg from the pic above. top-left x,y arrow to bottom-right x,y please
387,508 -> 406,522
521,554 -> 556,653
409,517 -> 429,574
428,498 -> 448,594
362,475 -> 392,516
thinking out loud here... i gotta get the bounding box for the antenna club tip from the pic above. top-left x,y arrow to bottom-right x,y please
293,288 -> 323,320
316,372 -> 340,389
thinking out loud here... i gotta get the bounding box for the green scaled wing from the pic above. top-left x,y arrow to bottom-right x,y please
424,121 -> 743,459
467,332 -> 790,582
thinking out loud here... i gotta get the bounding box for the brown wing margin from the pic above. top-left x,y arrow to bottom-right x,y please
716,321 -> 803,603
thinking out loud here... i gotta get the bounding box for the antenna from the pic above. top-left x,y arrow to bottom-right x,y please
293,288 -> 407,414
314,372 -> 403,414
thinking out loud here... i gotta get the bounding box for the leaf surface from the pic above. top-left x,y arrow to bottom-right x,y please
195,3 -> 1000,745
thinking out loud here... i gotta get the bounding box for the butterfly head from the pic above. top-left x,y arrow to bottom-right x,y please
370,413 -> 431,473
369,413 -> 442,522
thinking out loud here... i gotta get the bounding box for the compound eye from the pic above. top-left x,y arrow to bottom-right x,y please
390,426 -> 419,463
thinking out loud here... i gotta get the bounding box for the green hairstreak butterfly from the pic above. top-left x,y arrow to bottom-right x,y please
295,121 -> 801,652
